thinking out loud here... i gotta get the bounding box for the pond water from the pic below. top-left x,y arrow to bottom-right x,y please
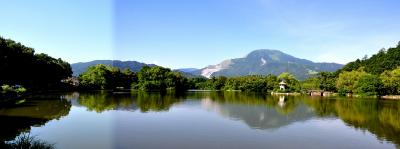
1,91 -> 400,149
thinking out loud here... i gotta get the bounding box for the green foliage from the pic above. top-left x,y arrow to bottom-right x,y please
1,85 -> 13,92
15,87 -> 27,94
78,65 -> 191,91
336,42 -> 400,96
0,36 -> 72,89
301,77 -> 320,90
0,84 -> 27,98
336,68 -> 383,96
317,72 -> 337,91
79,64 -> 110,89
136,66 -> 190,91
193,75 -> 279,92
340,42 -> 400,75
223,75 -> 278,92
380,67 -> 400,95
186,77 -> 208,89
278,72 -> 301,92
79,64 -> 135,90
354,74 -> 382,96
211,76 -> 227,90
300,72 -> 337,92
336,68 -> 368,94
338,88 -> 348,96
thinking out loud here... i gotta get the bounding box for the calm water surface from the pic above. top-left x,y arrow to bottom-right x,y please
1,91 -> 400,149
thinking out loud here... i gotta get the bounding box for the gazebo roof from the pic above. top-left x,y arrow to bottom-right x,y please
279,81 -> 286,85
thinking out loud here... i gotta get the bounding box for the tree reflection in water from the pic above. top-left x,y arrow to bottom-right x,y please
73,91 -> 186,113
1,91 -> 400,148
0,94 -> 71,147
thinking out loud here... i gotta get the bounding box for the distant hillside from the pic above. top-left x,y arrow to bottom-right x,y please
340,42 -> 400,74
175,68 -> 200,73
71,60 -> 156,76
192,49 -> 343,80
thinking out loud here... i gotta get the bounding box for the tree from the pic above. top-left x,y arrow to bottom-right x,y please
354,74 -> 382,96
0,36 -> 72,89
380,68 -> 400,95
317,72 -> 337,91
336,68 -> 368,95
135,66 -> 189,91
78,64 -> 136,90
79,64 -> 112,89
338,41 -> 400,75
213,76 -> 227,90
301,77 -> 320,91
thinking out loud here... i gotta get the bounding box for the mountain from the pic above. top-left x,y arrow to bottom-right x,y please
192,49 -> 343,80
175,68 -> 200,73
71,60 -> 157,76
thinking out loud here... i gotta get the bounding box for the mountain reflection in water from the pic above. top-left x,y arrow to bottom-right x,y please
0,91 -> 399,148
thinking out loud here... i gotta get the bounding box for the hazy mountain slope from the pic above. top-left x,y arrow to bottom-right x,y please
71,60 -> 156,76
175,68 -> 200,73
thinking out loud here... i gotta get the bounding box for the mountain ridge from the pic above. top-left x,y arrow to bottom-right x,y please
192,49 -> 343,80
71,49 -> 343,80
71,60 -> 157,76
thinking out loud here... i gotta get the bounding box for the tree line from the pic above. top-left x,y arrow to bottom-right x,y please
303,42 -> 400,96
78,40 -> 400,97
0,36 -> 72,97
2,35 -> 400,97
78,65 -> 190,91
78,64 -> 304,92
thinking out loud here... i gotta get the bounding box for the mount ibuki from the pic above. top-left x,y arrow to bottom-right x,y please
192,49 -> 343,80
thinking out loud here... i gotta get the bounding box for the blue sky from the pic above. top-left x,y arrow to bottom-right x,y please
1,0 -> 400,69
0,0 -> 113,63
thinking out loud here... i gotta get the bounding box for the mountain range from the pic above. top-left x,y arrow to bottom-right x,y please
71,60 -> 156,76
71,49 -> 343,79
193,49 -> 343,79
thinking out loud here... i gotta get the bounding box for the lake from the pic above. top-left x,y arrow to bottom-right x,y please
1,91 -> 399,149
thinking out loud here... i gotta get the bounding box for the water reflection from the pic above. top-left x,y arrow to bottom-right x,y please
312,98 -> 400,146
0,94 -> 71,142
0,91 -> 399,148
65,91 -> 185,113
198,92 -> 314,130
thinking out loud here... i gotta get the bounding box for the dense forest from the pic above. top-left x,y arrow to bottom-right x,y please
340,42 -> 400,74
0,37 -> 72,89
332,42 -> 400,96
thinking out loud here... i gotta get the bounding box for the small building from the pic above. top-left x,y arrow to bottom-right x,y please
279,80 -> 287,91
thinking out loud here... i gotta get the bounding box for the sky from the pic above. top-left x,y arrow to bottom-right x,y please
1,0 -> 400,69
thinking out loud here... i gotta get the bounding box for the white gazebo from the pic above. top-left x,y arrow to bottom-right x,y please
279,80 -> 287,91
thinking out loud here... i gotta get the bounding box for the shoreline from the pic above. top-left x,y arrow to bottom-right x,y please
381,95 -> 400,100
270,92 -> 301,96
